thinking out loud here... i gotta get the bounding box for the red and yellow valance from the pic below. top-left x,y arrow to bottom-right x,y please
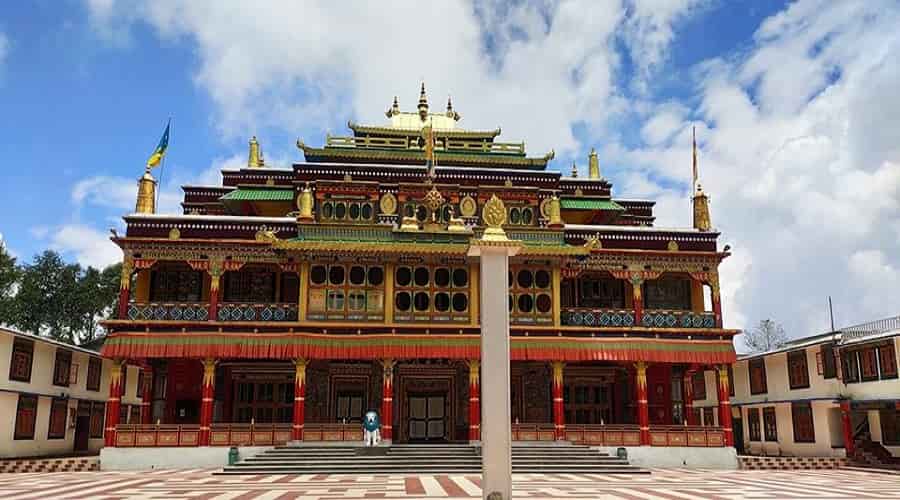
101,332 -> 736,364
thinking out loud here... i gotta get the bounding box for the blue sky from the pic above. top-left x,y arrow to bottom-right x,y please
1,0 -> 898,339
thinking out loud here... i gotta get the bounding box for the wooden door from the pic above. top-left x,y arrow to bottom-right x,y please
408,394 -> 446,441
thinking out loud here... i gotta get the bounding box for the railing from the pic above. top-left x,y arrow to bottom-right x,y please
127,302 -> 210,321
303,423 -> 364,442
562,308 -> 635,327
647,425 -> 726,447
642,309 -> 716,329
564,424 -> 642,446
114,423 -> 292,447
841,315 -> 900,341
217,303 -> 298,322
325,135 -> 526,155
511,423 -> 556,441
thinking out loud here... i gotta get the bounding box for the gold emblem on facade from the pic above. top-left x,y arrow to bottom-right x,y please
667,240 -> 679,252
459,195 -> 477,217
539,198 -> 551,218
297,183 -> 314,222
482,195 -> 507,228
168,228 -> 181,240
379,192 -> 397,215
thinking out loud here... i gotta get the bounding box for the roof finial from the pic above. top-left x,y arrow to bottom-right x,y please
386,96 -> 400,118
248,136 -> 263,168
692,125 -> 698,192
571,162 -> 578,178
588,148 -> 600,179
418,82 -> 429,121
446,95 -> 460,121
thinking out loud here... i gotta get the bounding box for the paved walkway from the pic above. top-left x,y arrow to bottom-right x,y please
1,468 -> 898,499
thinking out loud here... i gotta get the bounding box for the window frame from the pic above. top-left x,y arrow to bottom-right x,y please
747,408 -> 761,441
87,357 -> 102,392
90,402 -> 105,439
763,407 -> 777,441
878,342 -> 898,380
692,371 -> 707,401
47,397 -> 69,439
749,358 -> 768,395
509,266 -> 554,325
880,408 -> 900,446
791,402 -> 815,443
821,344 -> 837,379
53,349 -> 72,387
14,394 -> 38,440
9,338 -> 35,383
787,350 -> 810,390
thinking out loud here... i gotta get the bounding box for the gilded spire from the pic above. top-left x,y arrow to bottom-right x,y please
445,95 -> 460,121
248,136 -> 264,168
693,183 -> 712,231
588,148 -> 600,179
570,162 -> 578,178
135,166 -> 157,214
386,96 -> 400,118
417,82 -> 429,121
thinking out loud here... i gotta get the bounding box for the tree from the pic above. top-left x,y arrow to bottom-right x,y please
0,243 -> 20,324
742,319 -> 788,352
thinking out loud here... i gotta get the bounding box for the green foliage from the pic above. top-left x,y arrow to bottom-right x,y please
0,244 -> 20,321
6,249 -> 121,345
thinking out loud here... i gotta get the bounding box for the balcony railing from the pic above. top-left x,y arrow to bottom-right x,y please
642,309 -> 716,329
303,423 -> 365,442
127,302 -> 210,321
114,423 -> 292,447
562,308 -> 635,327
511,423 -> 556,441
217,303 -> 298,322
841,315 -> 900,341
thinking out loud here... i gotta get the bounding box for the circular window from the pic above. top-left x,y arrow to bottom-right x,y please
452,292 -> 468,312
415,205 -> 427,222
414,267 -> 430,287
522,207 -> 534,225
534,270 -> 551,289
349,266 -> 366,285
310,265 -> 327,285
404,204 -> 415,218
434,268 -> 451,288
396,267 -> 412,287
452,268 -> 468,288
518,294 -> 534,313
414,291 -> 430,311
517,269 -> 534,289
367,266 -> 384,286
509,207 -> 521,224
322,202 -> 334,219
329,266 -> 345,285
361,203 -> 373,220
395,292 -> 411,311
536,293 -> 552,313
434,292 -> 450,312
349,203 -> 361,220
334,202 -> 347,219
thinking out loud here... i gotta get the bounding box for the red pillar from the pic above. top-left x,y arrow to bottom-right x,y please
468,360 -> 481,442
381,359 -> 396,443
551,361 -> 566,441
841,400 -> 854,456
104,361 -> 124,446
292,359 -> 307,441
208,271 -> 222,322
631,277 -> 644,326
717,364 -> 734,446
117,259 -> 133,319
636,361 -> 650,445
199,358 -> 216,446
141,366 -> 153,424
684,366 -> 698,425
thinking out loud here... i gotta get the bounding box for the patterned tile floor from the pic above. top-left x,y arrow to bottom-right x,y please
0,468 -> 898,499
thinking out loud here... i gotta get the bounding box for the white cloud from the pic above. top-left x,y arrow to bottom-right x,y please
49,224 -> 121,269
72,175 -> 182,214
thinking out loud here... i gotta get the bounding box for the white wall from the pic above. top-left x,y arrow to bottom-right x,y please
0,332 -> 142,459
740,401 -> 844,457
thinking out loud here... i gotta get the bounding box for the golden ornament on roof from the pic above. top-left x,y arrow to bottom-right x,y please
379,192 -> 397,215
482,194 -> 507,228
423,186 -> 445,214
459,195 -> 477,217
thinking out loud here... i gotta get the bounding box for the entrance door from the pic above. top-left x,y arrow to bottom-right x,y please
74,400 -> 91,453
408,394 -> 446,441
732,416 -> 745,454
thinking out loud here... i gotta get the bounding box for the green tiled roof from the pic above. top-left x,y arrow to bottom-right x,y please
220,188 -> 294,202
560,198 -> 625,211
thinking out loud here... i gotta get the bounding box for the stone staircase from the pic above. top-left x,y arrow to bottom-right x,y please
851,439 -> 900,471
217,443 -> 647,475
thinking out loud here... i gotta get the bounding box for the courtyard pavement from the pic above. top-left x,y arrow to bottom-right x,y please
0,468 -> 898,499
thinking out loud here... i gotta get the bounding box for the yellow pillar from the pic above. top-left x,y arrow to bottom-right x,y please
691,279 -> 704,313
134,269 -> 151,302
384,262 -> 395,324
552,266 -> 562,327
299,262 -> 309,321
469,262 -> 480,326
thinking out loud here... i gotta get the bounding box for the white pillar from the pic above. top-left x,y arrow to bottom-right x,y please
469,240 -> 520,500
